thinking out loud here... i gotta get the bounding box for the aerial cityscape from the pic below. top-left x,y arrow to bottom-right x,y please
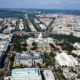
0,0 -> 80,80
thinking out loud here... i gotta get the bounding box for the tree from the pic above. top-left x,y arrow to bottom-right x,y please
49,43 -> 54,48
36,63 -> 42,68
31,45 -> 37,50
49,52 -> 55,57
9,57 -> 14,61
32,42 -> 37,46
22,47 -> 27,51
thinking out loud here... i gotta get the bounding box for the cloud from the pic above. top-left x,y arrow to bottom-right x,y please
50,1 -> 55,3
50,0 -> 80,4
50,1 -> 61,4
64,0 -> 80,3
56,2 -> 61,4
40,3 -> 49,4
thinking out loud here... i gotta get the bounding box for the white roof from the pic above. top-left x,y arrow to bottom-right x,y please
43,70 -> 55,80
38,33 -> 43,39
56,52 -> 78,65
0,33 -> 13,42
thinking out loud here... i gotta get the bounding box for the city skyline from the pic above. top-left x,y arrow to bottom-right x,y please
0,0 -> 80,9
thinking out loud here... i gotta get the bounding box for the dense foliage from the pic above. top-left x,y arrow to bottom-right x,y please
57,41 -> 76,52
31,42 -> 37,50
13,35 -> 28,52
49,34 -> 80,43
43,53 -> 52,67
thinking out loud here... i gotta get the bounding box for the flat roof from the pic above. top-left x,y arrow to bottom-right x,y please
47,37 -> 53,40
16,51 -> 42,60
28,37 -> 34,40
43,70 -> 55,80
0,41 -> 9,51
11,68 -> 41,78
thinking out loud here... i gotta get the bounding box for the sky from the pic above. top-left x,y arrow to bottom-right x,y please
0,0 -> 80,9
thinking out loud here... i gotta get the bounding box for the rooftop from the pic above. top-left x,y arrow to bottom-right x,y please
11,68 -> 41,78
43,70 -> 55,80
16,51 -> 42,60
0,41 -> 9,51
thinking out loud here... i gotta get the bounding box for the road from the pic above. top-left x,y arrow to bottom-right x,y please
13,31 -> 44,35
44,20 -> 54,36
0,42 -> 13,80
45,52 -> 62,80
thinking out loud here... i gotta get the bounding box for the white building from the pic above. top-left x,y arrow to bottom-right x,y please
26,33 -> 54,45
43,70 -> 55,80
10,68 -> 42,80
0,41 -> 9,51
16,51 -> 43,66
55,52 -> 78,67
74,42 -> 80,49
73,32 -> 80,37
39,24 -> 47,30
57,30 -> 70,35
19,19 -> 24,30
34,19 -> 40,23
72,50 -> 80,56
0,34 -> 13,42
63,72 -> 78,80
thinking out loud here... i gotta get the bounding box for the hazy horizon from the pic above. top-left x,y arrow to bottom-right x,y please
0,0 -> 80,10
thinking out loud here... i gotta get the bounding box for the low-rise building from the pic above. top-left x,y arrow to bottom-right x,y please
19,19 -> 24,30
0,41 -> 9,51
16,51 -> 43,66
0,33 -> 13,42
63,72 -> 78,80
11,68 -> 42,80
39,24 -> 47,30
34,19 -> 40,23
74,42 -> 80,49
5,68 -> 42,80
3,28 -> 12,34
72,50 -> 80,55
55,52 -> 78,67
43,70 -> 55,80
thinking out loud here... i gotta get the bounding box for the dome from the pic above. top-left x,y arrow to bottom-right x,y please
38,33 -> 43,39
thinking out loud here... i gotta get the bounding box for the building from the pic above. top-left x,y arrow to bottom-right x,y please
74,42 -> 80,49
55,52 -> 78,67
3,28 -> 12,34
57,30 -> 70,35
0,41 -> 9,51
26,33 -> 54,45
0,34 -> 13,42
43,70 -> 55,80
10,68 -> 42,80
16,51 -> 43,66
63,72 -> 78,80
72,50 -> 80,56
39,18 -> 53,26
39,24 -> 47,30
34,19 -> 40,23
19,19 -> 24,30
0,52 -> 4,66
29,25 -> 36,32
